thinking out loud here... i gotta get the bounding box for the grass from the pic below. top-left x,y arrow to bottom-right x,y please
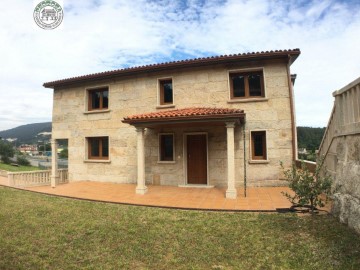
0,162 -> 39,172
0,187 -> 359,270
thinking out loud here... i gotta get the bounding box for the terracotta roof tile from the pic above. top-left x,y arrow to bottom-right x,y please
43,49 -> 300,88
123,107 -> 245,124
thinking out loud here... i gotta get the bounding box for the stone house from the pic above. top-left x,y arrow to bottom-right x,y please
318,76 -> 360,233
44,49 -> 300,199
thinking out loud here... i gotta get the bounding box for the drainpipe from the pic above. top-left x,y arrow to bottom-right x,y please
243,120 -> 247,197
287,55 -> 298,161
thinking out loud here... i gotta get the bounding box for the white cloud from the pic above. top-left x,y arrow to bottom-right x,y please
0,0 -> 359,131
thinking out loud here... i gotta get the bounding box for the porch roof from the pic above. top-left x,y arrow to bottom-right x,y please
122,107 -> 245,127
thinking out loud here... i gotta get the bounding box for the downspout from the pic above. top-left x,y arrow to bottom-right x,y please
243,119 -> 247,197
286,55 -> 298,161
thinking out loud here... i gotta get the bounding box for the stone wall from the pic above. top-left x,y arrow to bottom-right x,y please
325,135 -> 360,234
52,60 -> 294,187
319,76 -> 360,234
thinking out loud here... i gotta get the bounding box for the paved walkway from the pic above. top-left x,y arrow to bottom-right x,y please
0,178 -> 331,212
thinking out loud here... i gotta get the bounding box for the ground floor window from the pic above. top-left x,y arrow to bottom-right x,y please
251,131 -> 267,160
159,133 -> 174,161
87,137 -> 109,160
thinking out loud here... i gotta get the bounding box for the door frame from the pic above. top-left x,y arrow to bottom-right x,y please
183,132 -> 209,186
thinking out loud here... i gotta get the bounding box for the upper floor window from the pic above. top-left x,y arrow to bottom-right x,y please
87,136 -> 109,160
88,87 -> 109,111
230,71 -> 264,99
251,131 -> 267,160
159,79 -> 173,105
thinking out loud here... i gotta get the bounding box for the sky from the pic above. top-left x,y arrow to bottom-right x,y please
0,0 -> 359,131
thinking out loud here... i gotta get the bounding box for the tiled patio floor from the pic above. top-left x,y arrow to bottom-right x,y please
0,178 -> 331,212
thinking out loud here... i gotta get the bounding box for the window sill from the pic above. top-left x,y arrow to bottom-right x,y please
248,160 -> 270,164
84,159 -> 111,163
156,105 -> 175,109
227,98 -> 268,103
157,160 -> 176,164
84,109 -> 111,114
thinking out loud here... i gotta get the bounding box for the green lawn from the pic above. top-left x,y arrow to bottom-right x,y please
0,162 -> 39,172
0,187 -> 359,270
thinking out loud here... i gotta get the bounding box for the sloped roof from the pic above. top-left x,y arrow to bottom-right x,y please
122,107 -> 245,125
43,49 -> 300,88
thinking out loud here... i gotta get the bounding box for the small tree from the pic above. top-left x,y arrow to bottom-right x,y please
281,157 -> 332,213
16,155 -> 30,166
0,141 -> 15,164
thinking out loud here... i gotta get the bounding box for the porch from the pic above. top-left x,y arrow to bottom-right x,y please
122,107 -> 246,199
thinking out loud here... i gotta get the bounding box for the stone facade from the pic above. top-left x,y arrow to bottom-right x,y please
330,136 -> 360,234
50,57 -> 296,188
319,76 -> 360,234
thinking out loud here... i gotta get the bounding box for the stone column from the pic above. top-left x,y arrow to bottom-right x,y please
50,139 -> 58,188
226,122 -> 237,199
136,127 -> 147,195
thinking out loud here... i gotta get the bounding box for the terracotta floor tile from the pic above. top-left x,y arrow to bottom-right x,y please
0,181 -> 330,212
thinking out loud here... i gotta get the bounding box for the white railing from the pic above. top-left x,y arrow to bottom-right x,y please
318,105 -> 336,157
319,77 -> 360,157
0,169 -> 8,177
8,169 -> 68,188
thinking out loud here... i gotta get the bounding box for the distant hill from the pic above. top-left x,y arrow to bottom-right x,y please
297,126 -> 326,151
0,122 -> 51,144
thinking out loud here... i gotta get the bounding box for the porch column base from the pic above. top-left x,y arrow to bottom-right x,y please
51,176 -> 59,188
226,189 -> 237,199
136,186 -> 148,195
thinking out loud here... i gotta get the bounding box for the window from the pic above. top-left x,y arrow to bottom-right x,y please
87,137 -> 109,160
230,71 -> 264,99
251,131 -> 267,160
88,87 -> 109,111
159,134 -> 174,161
159,79 -> 173,105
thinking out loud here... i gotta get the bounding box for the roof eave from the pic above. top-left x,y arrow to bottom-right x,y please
43,49 -> 300,89
122,113 -> 246,126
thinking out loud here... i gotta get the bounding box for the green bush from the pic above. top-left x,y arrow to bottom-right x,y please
16,155 -> 30,166
1,156 -> 11,164
59,148 -> 68,159
281,158 -> 332,213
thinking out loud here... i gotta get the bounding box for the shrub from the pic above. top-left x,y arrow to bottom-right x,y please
1,156 -> 11,164
59,148 -> 68,159
16,155 -> 30,166
281,157 -> 332,213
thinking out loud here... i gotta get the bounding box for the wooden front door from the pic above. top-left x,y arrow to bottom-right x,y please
187,134 -> 207,185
